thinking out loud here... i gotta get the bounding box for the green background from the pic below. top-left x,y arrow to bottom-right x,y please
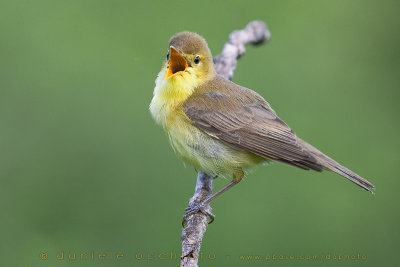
1,0 -> 399,266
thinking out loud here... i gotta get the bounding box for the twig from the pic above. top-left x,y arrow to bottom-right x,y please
214,21 -> 271,81
180,21 -> 271,267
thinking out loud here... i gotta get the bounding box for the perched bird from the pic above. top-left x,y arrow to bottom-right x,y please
150,32 -> 375,223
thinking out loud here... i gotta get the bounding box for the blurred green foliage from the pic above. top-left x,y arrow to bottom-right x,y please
1,0 -> 399,266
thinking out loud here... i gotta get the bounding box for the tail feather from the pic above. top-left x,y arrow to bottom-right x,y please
297,138 -> 375,193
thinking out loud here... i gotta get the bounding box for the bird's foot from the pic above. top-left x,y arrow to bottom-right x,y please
182,203 -> 215,227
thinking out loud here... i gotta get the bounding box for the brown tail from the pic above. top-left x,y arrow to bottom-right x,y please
297,138 -> 375,193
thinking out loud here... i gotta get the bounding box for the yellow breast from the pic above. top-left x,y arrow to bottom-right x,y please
150,69 -> 195,128
150,70 -> 265,176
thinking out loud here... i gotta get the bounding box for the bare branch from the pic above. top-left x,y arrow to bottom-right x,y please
214,21 -> 271,81
180,172 -> 213,267
180,21 -> 270,267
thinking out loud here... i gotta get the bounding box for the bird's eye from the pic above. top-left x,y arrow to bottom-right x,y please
166,51 -> 169,60
194,55 -> 200,64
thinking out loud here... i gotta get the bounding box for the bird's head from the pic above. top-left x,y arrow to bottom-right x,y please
157,32 -> 215,89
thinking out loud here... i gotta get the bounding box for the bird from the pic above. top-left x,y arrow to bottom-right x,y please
149,31 -> 375,224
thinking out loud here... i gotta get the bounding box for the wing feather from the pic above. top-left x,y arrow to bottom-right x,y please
183,76 -> 375,192
183,76 -> 323,172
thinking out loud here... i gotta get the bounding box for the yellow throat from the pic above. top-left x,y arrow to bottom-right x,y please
149,45 -> 214,130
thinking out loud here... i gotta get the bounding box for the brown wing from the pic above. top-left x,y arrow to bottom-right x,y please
183,76 -> 323,171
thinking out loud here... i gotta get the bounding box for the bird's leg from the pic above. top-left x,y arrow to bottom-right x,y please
204,170 -> 244,205
182,170 -> 244,227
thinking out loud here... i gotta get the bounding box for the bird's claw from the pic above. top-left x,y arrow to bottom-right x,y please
182,203 -> 215,227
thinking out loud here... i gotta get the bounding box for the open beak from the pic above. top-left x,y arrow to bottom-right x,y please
165,46 -> 188,79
